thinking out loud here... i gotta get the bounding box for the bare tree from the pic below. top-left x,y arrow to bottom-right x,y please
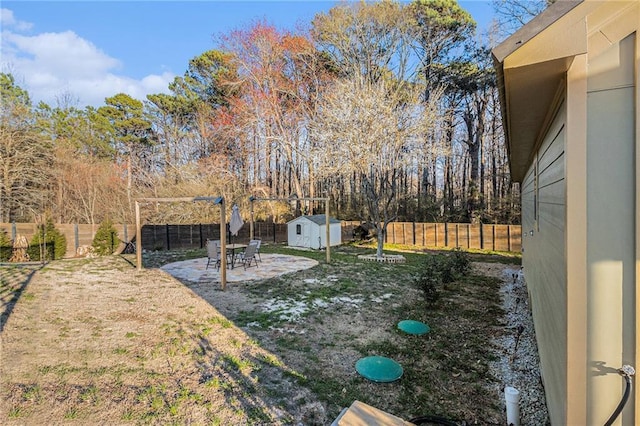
492,0 -> 554,36
311,76 -> 439,258
0,73 -> 53,222
53,147 -> 127,224
312,1 -> 412,83
0,126 -> 52,222
220,22 -> 333,201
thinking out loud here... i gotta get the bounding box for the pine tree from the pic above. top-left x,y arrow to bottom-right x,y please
92,219 -> 120,255
0,229 -> 11,261
28,218 -> 67,261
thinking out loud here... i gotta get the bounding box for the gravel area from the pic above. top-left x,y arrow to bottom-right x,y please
491,266 -> 550,425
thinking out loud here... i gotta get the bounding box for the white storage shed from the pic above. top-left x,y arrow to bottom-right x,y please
287,215 -> 342,249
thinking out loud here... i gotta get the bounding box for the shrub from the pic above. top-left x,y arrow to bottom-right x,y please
450,247 -> 472,276
0,230 -> 11,261
414,254 -> 445,305
439,254 -> 457,285
92,219 -> 120,255
414,249 -> 472,305
28,219 -> 67,261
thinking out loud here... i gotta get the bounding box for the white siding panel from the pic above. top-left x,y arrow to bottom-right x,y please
521,103 -> 567,426
521,165 -> 536,231
538,125 -> 566,174
522,167 -> 535,192
539,198 -> 565,231
539,177 -> 566,207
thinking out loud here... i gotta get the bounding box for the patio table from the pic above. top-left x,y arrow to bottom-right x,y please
226,244 -> 247,269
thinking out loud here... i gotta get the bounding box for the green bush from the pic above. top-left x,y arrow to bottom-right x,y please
92,219 -> 120,255
0,230 -> 11,261
439,254 -> 457,285
414,249 -> 472,305
450,247 -> 472,276
28,219 -> 67,261
414,254 -> 444,305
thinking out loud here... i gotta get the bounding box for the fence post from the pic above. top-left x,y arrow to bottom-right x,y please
402,222 -> 406,245
492,225 -> 496,251
199,224 -> 203,248
11,222 -> 16,240
444,223 -> 449,247
434,224 -> 438,247
480,224 -> 484,250
507,225 -> 512,252
74,224 -> 79,252
273,223 -> 276,243
166,224 -> 170,251
455,224 -> 459,248
413,222 -> 416,246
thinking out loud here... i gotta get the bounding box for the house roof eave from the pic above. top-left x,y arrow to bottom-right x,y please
492,0 -> 586,183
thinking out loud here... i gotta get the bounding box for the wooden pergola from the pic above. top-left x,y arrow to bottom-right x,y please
134,196 -> 229,290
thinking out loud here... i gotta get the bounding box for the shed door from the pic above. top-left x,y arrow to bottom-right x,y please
295,222 -> 309,247
302,224 -> 310,247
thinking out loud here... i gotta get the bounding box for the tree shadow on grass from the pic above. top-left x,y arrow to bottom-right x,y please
0,263 -> 43,332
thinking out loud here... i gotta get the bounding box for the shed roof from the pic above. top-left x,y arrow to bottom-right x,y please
288,215 -> 341,226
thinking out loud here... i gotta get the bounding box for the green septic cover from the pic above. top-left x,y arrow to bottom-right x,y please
398,320 -> 430,335
355,356 -> 403,383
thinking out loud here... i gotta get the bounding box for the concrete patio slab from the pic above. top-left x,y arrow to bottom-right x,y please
160,253 -> 319,283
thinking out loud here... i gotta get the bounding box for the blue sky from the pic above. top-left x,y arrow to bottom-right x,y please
1,1 -> 496,108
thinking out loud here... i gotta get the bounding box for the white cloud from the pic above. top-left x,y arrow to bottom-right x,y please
0,8 -> 33,31
4,31 -> 122,77
0,9 -> 174,107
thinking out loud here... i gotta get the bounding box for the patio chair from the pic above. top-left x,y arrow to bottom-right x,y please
249,239 -> 262,262
206,240 -> 221,270
237,240 -> 259,270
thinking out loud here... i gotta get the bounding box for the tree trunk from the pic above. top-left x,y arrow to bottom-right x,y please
127,153 -> 133,215
376,224 -> 385,258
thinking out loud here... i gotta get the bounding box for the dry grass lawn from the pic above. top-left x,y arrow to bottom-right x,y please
1,244 -> 522,425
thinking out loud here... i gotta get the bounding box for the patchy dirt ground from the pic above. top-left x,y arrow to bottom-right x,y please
0,247 -> 545,425
1,256 -> 323,424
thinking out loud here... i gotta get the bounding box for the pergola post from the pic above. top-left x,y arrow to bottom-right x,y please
134,196 -> 227,290
249,196 -> 255,240
325,198 -> 330,263
218,199 -> 227,290
135,201 -> 142,271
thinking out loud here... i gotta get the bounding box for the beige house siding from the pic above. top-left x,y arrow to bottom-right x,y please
494,1 -> 640,423
565,53 -> 589,425
522,104 -> 567,424
586,32 -> 636,425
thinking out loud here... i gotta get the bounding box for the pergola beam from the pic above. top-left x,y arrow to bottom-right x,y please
134,196 -> 228,290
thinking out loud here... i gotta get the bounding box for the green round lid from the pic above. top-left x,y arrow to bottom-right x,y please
355,356 -> 403,383
398,320 -> 430,335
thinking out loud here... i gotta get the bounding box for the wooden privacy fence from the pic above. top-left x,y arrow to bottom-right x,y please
0,221 -> 521,258
140,223 -> 287,251
341,221 -> 521,253
0,222 -> 287,258
0,222 -> 135,259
